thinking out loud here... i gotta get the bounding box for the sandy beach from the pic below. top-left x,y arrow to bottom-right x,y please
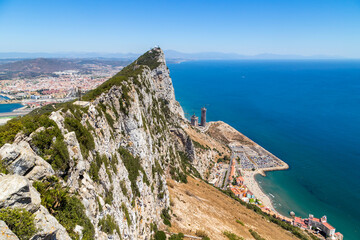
0,117 -> 13,126
242,170 -> 278,213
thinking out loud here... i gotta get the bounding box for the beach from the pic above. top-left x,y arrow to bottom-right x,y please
242,170 -> 276,211
0,117 -> 13,126
0,103 -> 30,126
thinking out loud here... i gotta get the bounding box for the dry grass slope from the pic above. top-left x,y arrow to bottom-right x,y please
168,177 -> 298,240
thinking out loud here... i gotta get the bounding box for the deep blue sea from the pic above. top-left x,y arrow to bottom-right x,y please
168,60 -> 360,240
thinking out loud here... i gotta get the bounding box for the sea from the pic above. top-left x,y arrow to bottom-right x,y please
0,102 -> 23,114
168,60 -> 360,240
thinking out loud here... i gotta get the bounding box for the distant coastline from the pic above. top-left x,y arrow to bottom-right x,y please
0,94 -> 10,100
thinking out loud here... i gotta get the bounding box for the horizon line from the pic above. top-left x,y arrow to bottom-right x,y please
0,49 -> 358,60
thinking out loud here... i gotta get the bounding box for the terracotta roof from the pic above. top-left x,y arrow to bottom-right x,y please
311,218 -> 320,222
322,222 -> 335,230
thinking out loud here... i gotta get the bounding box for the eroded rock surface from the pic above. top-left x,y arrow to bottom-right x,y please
0,220 -> 19,240
0,175 -> 40,213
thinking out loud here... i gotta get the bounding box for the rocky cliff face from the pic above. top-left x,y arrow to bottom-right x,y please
0,48 -> 212,240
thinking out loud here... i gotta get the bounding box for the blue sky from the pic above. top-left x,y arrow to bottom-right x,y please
0,0 -> 360,57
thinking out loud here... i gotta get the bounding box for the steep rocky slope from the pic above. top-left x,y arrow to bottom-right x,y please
0,48 -> 304,240
0,48 -> 195,240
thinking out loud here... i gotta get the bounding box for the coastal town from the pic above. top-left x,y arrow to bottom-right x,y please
0,60 -> 126,123
190,109 -> 343,240
0,67 -> 122,103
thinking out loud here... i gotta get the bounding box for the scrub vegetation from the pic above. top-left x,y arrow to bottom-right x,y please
33,177 -> 95,240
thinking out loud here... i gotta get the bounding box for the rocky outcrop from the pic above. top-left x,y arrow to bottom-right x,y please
0,140 -> 54,181
0,48 -> 213,239
0,220 -> 19,240
149,50 -> 185,119
170,128 -> 196,161
30,206 -> 71,240
0,175 -> 41,213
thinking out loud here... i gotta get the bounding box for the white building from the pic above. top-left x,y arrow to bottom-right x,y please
308,215 -> 342,240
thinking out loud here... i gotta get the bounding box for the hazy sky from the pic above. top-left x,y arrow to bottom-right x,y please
1,0 -> 360,57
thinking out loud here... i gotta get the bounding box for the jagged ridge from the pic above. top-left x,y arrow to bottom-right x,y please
0,47 -> 195,240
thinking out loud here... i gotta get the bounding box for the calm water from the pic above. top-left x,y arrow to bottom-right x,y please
0,103 -> 22,114
168,60 -> 360,240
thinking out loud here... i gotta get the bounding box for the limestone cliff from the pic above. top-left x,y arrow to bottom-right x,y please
0,47 -> 308,240
0,48 -> 202,240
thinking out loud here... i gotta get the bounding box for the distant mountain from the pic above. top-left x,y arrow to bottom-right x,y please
0,58 -> 80,73
0,58 -> 132,80
0,50 -> 346,66
164,50 -> 344,60
0,52 -> 139,59
164,50 -> 247,60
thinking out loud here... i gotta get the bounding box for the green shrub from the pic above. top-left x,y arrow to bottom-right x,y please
0,113 -> 70,173
51,137 -> 70,172
121,203 -> 131,226
33,177 -> 94,239
89,161 -> 99,182
89,153 -> 116,184
195,230 -> 209,238
217,155 -> 230,163
120,180 -> 128,197
0,157 -> 8,174
178,151 -> 201,179
31,125 -> 70,172
83,59 -> 143,102
136,49 -> 162,70
154,230 -> 166,240
223,231 -> 243,240
105,186 -> 113,205
161,208 -> 171,227
0,119 -> 23,147
86,120 -> 95,132
249,229 -> 265,240
236,219 -> 244,226
61,102 -> 85,121
111,154 -> 118,173
118,147 -> 148,197
169,166 -> 188,184
64,117 -> 94,159
0,208 -> 38,240
96,196 -> 103,212
192,140 -> 208,150
99,214 -> 120,236
104,111 -> 115,131
169,233 -> 184,240
0,114 -> 58,148
307,230 -> 321,240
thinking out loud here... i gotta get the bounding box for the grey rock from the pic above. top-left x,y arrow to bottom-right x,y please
31,206 -> 71,240
0,174 -> 41,213
0,141 -> 54,181
0,220 -> 19,240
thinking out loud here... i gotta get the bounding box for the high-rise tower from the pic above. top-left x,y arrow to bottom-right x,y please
78,87 -> 82,100
201,107 -> 207,126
